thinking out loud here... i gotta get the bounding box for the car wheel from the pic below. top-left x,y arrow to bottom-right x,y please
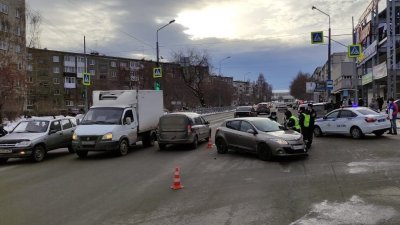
68,145 -> 75,153
373,131 -> 385,137
143,133 -> 155,147
216,138 -> 228,154
32,145 -> 46,162
190,136 -> 198,149
0,158 -> 8,164
158,143 -> 166,150
350,127 -> 363,139
76,151 -> 88,158
258,143 -> 272,161
118,139 -> 129,156
314,126 -> 323,137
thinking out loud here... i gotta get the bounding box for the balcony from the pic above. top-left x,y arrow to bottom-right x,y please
333,78 -> 361,93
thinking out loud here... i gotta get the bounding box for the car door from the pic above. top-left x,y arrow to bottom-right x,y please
122,109 -> 137,145
320,110 -> 340,133
200,116 -> 210,139
336,110 -> 357,134
47,120 -> 63,150
193,117 -> 205,139
61,119 -> 74,147
236,121 -> 257,152
224,120 -> 241,149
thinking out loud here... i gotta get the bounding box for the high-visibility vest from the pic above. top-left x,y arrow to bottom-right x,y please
302,113 -> 310,128
290,115 -> 300,130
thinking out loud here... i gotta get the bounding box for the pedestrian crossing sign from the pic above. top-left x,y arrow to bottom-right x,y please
82,73 -> 91,86
153,67 -> 162,78
311,31 -> 324,44
348,44 -> 362,58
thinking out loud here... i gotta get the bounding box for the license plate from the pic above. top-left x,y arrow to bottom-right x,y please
0,149 -> 13,153
378,119 -> 385,122
292,145 -> 304,150
81,141 -> 95,145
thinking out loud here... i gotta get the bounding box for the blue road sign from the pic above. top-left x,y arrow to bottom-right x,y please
311,31 -> 324,44
83,73 -> 91,86
326,79 -> 333,90
348,44 -> 362,58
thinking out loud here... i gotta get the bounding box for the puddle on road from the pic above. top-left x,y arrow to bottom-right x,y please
290,195 -> 396,225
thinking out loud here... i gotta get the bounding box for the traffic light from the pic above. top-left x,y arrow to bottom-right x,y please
154,80 -> 161,90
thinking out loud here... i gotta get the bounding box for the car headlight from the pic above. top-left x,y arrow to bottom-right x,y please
72,133 -> 77,140
15,140 -> 32,147
102,133 -> 113,140
270,138 -> 288,145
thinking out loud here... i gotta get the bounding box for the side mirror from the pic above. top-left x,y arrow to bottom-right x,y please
205,121 -> 210,125
323,116 -> 327,120
76,119 -> 81,125
247,129 -> 257,135
125,117 -> 132,125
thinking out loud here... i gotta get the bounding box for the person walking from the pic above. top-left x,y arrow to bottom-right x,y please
369,98 -> 379,112
388,98 -> 398,135
377,96 -> 384,112
299,106 -> 312,149
284,110 -> 300,132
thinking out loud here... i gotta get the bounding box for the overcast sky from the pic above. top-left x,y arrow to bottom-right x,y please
26,0 -> 370,90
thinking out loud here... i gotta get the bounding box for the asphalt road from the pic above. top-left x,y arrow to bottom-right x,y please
1,111 -> 400,225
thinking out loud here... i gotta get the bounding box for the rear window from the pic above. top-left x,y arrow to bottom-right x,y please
159,116 -> 189,130
237,106 -> 253,111
356,108 -> 380,115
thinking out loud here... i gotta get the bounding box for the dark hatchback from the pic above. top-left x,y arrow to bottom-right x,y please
234,106 -> 257,118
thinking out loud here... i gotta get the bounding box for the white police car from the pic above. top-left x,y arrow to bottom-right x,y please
313,106 -> 391,139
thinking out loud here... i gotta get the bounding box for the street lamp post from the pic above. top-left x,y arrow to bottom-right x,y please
156,19 -> 175,67
312,6 -> 331,101
218,56 -> 231,75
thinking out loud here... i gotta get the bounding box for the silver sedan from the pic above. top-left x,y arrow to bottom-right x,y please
215,117 -> 307,161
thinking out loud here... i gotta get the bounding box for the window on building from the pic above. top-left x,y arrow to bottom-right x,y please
64,88 -> 70,95
27,64 -> 33,71
53,56 -> 59,63
16,27 -> 21,36
65,77 -> 76,84
53,67 -> 60,73
27,99 -> 33,106
27,53 -> 32,60
54,89 -> 60,95
0,41 -> 8,50
120,62 -> 127,68
18,63 -> 22,70
90,69 -> 95,76
0,3 -> 9,14
111,61 -> 116,67
15,8 -> 20,18
90,59 -> 95,65
53,77 -> 60,84
111,71 -> 117,78
27,76 -> 33,83
77,67 -> 84,74
77,56 -> 85,63
64,66 -> 76,73
64,55 -> 75,62
65,100 -> 74,107
15,45 -> 21,53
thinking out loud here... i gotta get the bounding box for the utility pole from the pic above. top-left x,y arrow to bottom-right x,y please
352,17 -> 358,105
84,36 -> 88,112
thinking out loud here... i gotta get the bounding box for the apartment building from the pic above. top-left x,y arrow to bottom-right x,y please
0,0 -> 25,69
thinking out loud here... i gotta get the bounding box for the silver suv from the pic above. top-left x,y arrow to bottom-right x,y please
0,117 -> 77,163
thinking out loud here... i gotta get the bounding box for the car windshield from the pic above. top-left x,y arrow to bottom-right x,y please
80,108 -> 124,125
356,108 -> 380,115
251,119 -> 283,132
236,106 -> 252,112
13,120 -> 49,133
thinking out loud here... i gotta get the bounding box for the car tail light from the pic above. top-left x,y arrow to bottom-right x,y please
365,117 -> 377,123
187,124 -> 193,133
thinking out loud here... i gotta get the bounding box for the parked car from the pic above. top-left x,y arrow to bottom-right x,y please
157,112 -> 211,150
234,106 -> 257,118
298,102 -> 333,118
256,102 -> 271,115
313,107 -> 391,139
0,117 -> 77,163
275,102 -> 288,112
214,117 -> 307,161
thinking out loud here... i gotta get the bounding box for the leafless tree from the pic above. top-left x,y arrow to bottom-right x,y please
289,71 -> 314,100
171,48 -> 211,107
253,73 -> 273,102
26,6 -> 41,48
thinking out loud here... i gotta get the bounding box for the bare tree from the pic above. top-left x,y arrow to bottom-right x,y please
26,6 -> 42,48
171,48 -> 211,107
289,71 -> 314,100
253,73 -> 273,102
0,65 -> 25,123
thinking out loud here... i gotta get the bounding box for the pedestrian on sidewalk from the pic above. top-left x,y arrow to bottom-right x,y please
388,97 -> 398,135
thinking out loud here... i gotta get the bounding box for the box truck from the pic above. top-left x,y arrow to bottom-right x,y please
72,90 -> 163,158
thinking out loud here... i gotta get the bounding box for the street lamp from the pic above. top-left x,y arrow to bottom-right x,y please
312,6 -> 331,100
156,19 -> 175,66
218,56 -> 231,75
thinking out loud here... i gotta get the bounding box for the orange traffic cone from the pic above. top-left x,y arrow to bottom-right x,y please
207,137 -> 213,149
171,167 -> 184,190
